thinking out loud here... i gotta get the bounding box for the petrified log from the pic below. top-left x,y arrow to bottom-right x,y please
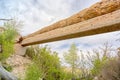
21,9 -> 120,46
0,64 -> 17,80
24,0 -> 120,39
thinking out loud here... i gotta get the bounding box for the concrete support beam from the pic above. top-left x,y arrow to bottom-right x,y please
21,10 -> 120,46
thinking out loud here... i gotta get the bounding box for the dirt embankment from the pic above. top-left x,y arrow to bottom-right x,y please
6,54 -> 31,80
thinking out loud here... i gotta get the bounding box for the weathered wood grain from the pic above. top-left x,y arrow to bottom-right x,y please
23,0 -> 120,39
21,9 -> 120,46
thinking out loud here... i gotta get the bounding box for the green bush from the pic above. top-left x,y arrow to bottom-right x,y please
91,56 -> 108,76
25,46 -> 36,59
25,46 -> 66,80
3,65 -> 12,72
0,22 -> 18,61
25,63 -> 41,80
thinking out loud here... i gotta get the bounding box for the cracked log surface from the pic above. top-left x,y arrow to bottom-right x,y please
21,9 -> 120,46
23,0 -> 120,39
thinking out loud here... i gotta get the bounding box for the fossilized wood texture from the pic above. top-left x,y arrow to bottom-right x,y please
23,0 -> 120,39
21,9 -> 120,46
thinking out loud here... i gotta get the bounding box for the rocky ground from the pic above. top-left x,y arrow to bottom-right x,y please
6,54 -> 31,80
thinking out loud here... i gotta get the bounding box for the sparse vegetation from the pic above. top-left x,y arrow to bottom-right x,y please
0,19 -> 120,80
1,0 -> 120,80
0,21 -> 18,61
0,23 -> 120,80
24,42 -> 120,80
63,43 -> 79,80
0,20 -> 19,80
25,46 -> 68,80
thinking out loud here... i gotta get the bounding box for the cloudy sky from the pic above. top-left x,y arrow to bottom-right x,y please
0,0 -> 120,58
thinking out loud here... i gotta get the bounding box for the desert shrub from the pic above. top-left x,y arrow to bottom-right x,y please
25,43 -> 120,80
25,46 -> 37,59
2,63 -> 13,72
25,63 -> 41,80
25,46 -> 66,80
97,58 -> 120,80
85,43 -> 117,79
63,43 -> 80,80
60,71 -> 72,80
91,56 -> 108,76
0,21 -> 18,61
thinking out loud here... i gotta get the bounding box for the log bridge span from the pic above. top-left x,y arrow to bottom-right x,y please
20,0 -> 120,46
21,9 -> 120,46
14,0 -> 120,55
1,1 -> 120,80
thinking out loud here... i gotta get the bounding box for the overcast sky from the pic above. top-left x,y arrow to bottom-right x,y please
0,0 -> 120,58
